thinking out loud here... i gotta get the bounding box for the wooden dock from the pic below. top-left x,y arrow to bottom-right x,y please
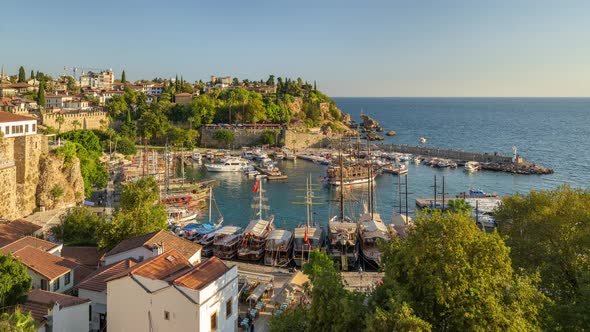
255,166 -> 288,181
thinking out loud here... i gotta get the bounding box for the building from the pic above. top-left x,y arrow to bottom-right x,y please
0,219 -> 42,247
175,92 -> 193,104
107,249 -> 238,332
0,236 -> 62,256
63,98 -> 91,110
20,289 -> 90,332
103,230 -> 202,265
45,94 -> 74,108
77,259 -> 136,331
0,97 -> 39,114
211,75 -> 231,86
61,246 -> 105,270
9,82 -> 37,94
80,70 -> 114,90
0,112 -> 37,138
13,246 -> 83,293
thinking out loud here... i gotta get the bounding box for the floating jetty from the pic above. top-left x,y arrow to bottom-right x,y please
254,166 -> 288,181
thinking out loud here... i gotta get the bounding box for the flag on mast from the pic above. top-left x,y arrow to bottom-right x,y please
304,224 -> 310,245
252,179 -> 259,193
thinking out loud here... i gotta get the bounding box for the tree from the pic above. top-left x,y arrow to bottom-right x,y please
266,75 -> 275,86
72,120 -> 82,131
97,177 -> 167,249
446,198 -> 471,215
373,210 -> 547,331
495,185 -> 590,330
270,250 -> 367,332
213,129 -> 235,148
55,116 -> 65,134
37,81 -> 46,107
29,70 -> 34,81
232,77 -> 239,86
261,130 -> 278,146
0,309 -> 37,332
0,255 -> 31,309
51,207 -> 104,246
121,70 -> 126,83
17,66 -> 25,83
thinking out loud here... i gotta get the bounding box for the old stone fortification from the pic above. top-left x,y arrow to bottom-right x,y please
284,128 -> 329,150
199,127 -> 331,150
42,111 -> 109,132
0,134 -> 84,220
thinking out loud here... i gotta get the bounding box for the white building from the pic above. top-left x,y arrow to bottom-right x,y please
107,249 -> 238,332
0,236 -> 63,256
21,289 -> 90,332
14,246 -> 79,293
45,94 -> 74,108
103,230 -> 202,265
77,259 -> 136,332
80,70 -> 114,90
0,112 -> 37,138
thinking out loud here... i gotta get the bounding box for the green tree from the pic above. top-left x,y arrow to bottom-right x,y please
261,130 -> 278,146
71,119 -> 82,131
446,198 -> 471,214
374,210 -> 547,331
37,81 -> 46,107
29,70 -> 34,81
17,66 -> 25,83
51,207 -> 104,246
0,309 -> 37,332
266,74 -> 275,86
0,255 -> 31,309
121,70 -> 126,83
213,129 -> 235,148
495,185 -> 590,330
97,177 -> 167,249
55,116 -> 65,134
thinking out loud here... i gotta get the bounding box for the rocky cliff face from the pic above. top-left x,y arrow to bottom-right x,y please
0,135 -> 84,220
36,155 -> 85,210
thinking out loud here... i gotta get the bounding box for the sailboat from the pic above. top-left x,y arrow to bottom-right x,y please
292,176 -> 325,267
238,178 -> 275,261
328,142 -> 359,271
193,187 -> 224,256
358,164 -> 391,268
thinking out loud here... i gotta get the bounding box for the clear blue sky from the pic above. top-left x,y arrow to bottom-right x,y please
2,0 -> 589,97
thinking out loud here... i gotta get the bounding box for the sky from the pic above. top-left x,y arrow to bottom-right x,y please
1,0 -> 590,97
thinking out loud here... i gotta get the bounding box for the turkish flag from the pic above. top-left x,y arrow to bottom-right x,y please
252,179 -> 259,193
304,224 -> 310,245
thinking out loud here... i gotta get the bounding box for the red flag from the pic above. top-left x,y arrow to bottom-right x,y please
252,179 -> 259,193
304,224 -> 310,245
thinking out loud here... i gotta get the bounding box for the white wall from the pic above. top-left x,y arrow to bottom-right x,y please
78,289 -> 106,332
104,247 -> 152,265
26,269 -> 73,293
52,302 -> 90,332
196,267 -> 239,332
0,119 -> 37,138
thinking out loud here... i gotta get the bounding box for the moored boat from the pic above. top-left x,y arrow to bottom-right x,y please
213,225 -> 243,259
238,179 -> 275,261
205,157 -> 250,172
264,229 -> 293,266
464,161 -> 480,172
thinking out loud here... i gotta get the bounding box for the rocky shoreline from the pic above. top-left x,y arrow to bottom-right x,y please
480,161 -> 554,175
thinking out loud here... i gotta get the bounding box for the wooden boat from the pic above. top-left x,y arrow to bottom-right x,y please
213,226 -> 243,259
264,229 -> 293,266
238,179 -> 274,261
292,176 -> 325,267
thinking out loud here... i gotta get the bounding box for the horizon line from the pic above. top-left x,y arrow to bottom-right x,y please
331,96 -> 590,98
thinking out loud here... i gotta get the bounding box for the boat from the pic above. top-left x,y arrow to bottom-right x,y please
193,187 -> 224,256
213,225 -> 243,259
419,137 -> 427,144
205,157 -> 250,172
324,160 -> 377,186
264,229 -> 293,266
292,176 -> 325,267
328,147 -> 359,270
167,207 -> 197,225
191,151 -> 202,162
284,150 -> 296,160
358,165 -> 390,268
274,151 -> 285,160
238,179 -> 275,261
242,149 -> 255,160
464,161 -> 480,172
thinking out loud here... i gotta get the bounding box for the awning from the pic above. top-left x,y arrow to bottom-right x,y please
246,283 -> 267,303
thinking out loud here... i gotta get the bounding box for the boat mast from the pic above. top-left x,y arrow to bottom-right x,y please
209,186 -> 212,224
339,138 -> 344,222
259,178 -> 263,219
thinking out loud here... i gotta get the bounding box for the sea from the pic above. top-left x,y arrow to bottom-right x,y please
187,97 -> 590,229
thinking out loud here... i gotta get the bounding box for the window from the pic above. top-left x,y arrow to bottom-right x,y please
164,311 -> 170,320
40,279 -> 47,290
53,278 -> 60,291
210,312 -> 218,331
32,124 -> 36,132
138,256 -> 144,262
89,305 -> 92,321
65,271 -> 71,285
226,299 -> 232,318
4,126 -> 8,134
25,124 -> 28,133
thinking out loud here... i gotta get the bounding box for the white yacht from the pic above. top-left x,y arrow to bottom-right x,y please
419,137 -> 427,144
205,158 -> 250,172
464,161 -> 480,172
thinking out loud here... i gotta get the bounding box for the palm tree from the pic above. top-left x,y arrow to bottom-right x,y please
72,120 -> 81,131
56,115 -> 65,134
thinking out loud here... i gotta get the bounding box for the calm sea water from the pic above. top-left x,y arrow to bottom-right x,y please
188,98 -> 590,229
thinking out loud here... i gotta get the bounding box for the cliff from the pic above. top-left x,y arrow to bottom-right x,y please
0,134 -> 84,220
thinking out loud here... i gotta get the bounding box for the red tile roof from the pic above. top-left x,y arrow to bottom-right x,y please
77,259 -> 136,293
13,246 -> 79,281
105,230 -> 201,261
20,290 -> 89,322
173,256 -> 229,290
0,111 -> 37,123
0,236 -> 60,254
0,220 -> 42,247
107,249 -> 192,282
61,246 -> 105,268
175,93 -> 192,97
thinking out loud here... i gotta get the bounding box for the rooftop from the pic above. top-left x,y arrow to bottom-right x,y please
13,246 -> 79,281
0,220 -> 41,247
61,246 -> 105,268
173,256 -> 229,290
0,111 -> 37,123
0,236 -> 59,255
104,230 -> 201,260
21,290 -> 89,322
77,259 -> 136,293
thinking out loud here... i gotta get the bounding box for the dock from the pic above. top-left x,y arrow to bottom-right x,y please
415,195 -> 502,209
255,166 -> 288,181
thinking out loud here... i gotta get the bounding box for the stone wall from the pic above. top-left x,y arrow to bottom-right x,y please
284,129 -> 329,150
200,127 -> 284,149
42,111 -> 109,132
0,134 -> 83,220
